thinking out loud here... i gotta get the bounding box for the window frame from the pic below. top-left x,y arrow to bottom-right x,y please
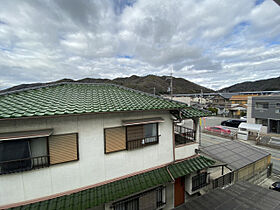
112,186 -> 165,210
48,132 -> 79,166
0,137 -> 50,175
126,123 -> 159,151
191,172 -> 208,191
255,102 -> 269,109
104,126 -> 127,154
0,132 -> 79,175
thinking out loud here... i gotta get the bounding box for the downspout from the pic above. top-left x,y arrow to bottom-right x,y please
167,166 -> 175,183
172,121 -> 176,162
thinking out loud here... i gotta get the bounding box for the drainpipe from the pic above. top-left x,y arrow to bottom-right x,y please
167,166 -> 175,183
172,121 -> 176,162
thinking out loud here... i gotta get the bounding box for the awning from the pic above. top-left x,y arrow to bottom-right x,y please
0,129 -> 53,141
168,156 -> 215,179
9,167 -> 172,210
8,156 -> 215,210
122,117 -> 164,126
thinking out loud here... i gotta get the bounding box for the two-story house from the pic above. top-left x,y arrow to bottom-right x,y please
0,83 -> 214,210
247,95 -> 280,134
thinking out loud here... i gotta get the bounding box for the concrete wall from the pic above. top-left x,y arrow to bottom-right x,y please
0,110 -> 188,206
175,143 -> 198,160
251,96 -> 280,120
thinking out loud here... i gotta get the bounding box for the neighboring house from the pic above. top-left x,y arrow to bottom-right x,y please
247,95 -> 280,134
211,93 -> 232,116
173,182 -> 280,210
201,141 -> 271,189
0,83 -> 214,210
228,95 -> 258,117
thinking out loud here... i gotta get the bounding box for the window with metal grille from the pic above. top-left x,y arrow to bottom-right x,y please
126,123 -> 159,150
192,172 -> 208,191
112,187 -> 165,210
0,133 -> 79,175
0,138 -> 49,175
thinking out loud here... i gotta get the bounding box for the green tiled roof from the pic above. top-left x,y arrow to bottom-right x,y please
180,107 -> 213,119
168,156 -> 215,179
0,83 -> 186,119
9,156 -> 214,210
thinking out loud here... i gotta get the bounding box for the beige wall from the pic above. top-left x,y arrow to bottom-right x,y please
0,111 -> 187,207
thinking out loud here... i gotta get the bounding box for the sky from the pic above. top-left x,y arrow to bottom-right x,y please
0,0 -> 279,90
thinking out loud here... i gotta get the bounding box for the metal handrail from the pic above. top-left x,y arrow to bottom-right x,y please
0,155 -> 49,175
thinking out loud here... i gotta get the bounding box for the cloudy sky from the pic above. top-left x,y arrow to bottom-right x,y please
0,0 -> 279,90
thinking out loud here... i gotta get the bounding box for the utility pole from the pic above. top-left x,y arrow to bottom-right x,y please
170,65 -> 173,100
153,87 -> 156,96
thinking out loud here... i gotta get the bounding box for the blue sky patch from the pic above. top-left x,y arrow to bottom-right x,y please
118,55 -> 133,59
255,0 -> 265,6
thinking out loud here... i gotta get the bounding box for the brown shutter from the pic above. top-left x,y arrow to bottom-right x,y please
105,127 -> 126,153
126,125 -> 144,150
49,133 -> 78,165
126,125 -> 144,141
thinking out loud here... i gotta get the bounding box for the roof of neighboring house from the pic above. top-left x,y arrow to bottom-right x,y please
8,155 -> 215,210
180,107 -> 213,119
0,83 -> 213,120
201,141 -> 270,170
230,94 -> 258,101
173,182 -> 280,210
219,93 -> 235,99
0,83 -> 187,120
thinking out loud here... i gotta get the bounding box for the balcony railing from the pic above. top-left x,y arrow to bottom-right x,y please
174,125 -> 195,145
0,155 -> 49,175
127,135 -> 159,150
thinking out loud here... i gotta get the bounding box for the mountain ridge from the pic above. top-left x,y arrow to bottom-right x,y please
219,76 -> 280,92
0,75 -> 213,95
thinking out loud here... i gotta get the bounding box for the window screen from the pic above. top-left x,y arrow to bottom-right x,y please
0,140 -> 31,174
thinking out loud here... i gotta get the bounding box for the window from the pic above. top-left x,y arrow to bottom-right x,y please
0,137 -> 48,175
276,103 -> 280,108
112,187 -> 164,210
256,102 -> 269,109
0,132 -> 79,175
104,123 -> 159,153
256,118 -> 268,126
276,109 -> 280,114
192,172 -> 208,191
126,123 -> 159,150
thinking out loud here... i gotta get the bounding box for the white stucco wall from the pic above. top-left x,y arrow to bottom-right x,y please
175,143 -> 198,160
0,111 -> 182,206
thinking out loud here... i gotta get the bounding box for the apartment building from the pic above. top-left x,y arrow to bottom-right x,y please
247,95 -> 280,134
0,83 -> 214,210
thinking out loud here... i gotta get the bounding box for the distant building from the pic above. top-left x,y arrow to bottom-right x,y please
228,95 -> 257,117
211,93 -> 233,115
247,95 -> 280,134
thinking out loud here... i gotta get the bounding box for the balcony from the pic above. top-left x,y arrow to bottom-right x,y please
174,125 -> 195,145
0,155 -> 49,175
174,125 -> 198,160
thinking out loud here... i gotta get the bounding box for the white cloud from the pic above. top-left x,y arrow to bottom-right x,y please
0,0 -> 279,91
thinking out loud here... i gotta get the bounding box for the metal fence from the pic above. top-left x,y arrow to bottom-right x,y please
212,172 -> 234,189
